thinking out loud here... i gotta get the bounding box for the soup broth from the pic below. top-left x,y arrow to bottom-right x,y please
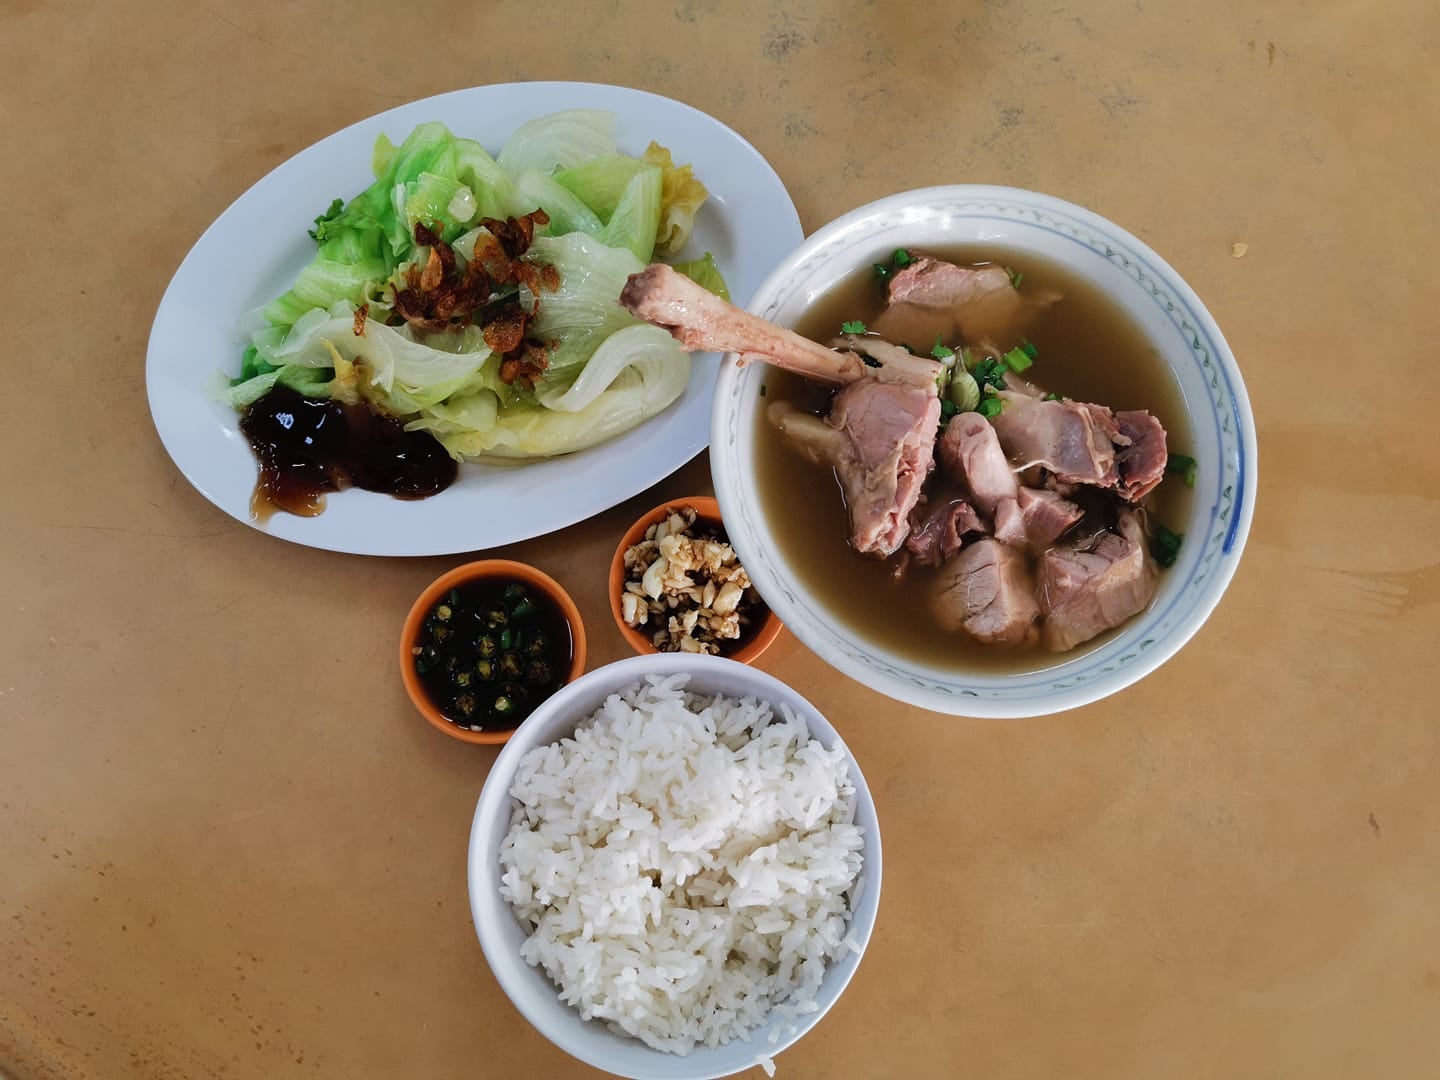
752,246 -> 1195,673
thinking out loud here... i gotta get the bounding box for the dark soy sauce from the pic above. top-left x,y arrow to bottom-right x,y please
239,386 -> 457,519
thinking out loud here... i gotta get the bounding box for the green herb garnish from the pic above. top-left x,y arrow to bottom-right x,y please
1021,340 -> 1038,359
759,384 -> 767,397
840,320 -> 867,335
978,396 -> 1004,419
972,357 -> 1009,390
892,248 -> 912,269
1044,392 -> 1065,402
931,336 -> 955,361
873,262 -> 893,281
1167,452 -> 1198,487
940,399 -> 958,420
1003,346 -> 1034,373
1009,268 -> 1024,288
1151,525 -> 1184,568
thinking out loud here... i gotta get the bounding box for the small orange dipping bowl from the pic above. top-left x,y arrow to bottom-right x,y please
608,496 -> 782,664
400,560 -> 587,745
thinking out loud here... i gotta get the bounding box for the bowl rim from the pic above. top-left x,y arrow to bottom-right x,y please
606,496 -> 783,665
398,559 -> 588,745
711,183 -> 1258,718
466,652 -> 882,1079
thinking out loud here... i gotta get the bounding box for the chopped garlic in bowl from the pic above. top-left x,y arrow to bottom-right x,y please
607,497 -> 782,664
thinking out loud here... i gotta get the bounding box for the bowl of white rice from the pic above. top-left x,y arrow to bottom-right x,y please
467,653 -> 882,1080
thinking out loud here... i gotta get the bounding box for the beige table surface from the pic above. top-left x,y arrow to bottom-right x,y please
4,0 -> 1438,1077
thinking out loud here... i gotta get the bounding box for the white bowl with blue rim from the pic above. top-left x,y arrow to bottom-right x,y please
710,185 -> 1257,718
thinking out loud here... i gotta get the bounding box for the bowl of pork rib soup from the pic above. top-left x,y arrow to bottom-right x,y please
621,185 -> 1256,717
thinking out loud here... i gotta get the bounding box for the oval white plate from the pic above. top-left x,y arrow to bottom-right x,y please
711,185 -> 1257,718
146,83 -> 801,557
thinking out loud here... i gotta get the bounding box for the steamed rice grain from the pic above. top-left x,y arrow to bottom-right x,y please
498,674 -> 865,1055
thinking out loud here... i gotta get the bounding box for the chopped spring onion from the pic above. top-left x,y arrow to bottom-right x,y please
1151,525 -> 1184,568
1044,392 -> 1064,402
931,336 -> 955,361
1021,340 -> 1038,359
1003,346 -> 1033,373
972,357 -> 1009,390
940,399 -> 958,420
892,248 -> 912,268
840,319 -> 867,335
978,396 -> 1004,419
1167,452 -> 1198,486
1008,267 -> 1024,288
873,262 -> 893,281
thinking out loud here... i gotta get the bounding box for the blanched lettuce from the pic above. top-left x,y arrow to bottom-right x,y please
225,363 -> 333,409
522,233 -> 648,375
512,170 -> 603,238
598,164 -> 662,262
553,152 -> 647,220
436,344 -> 689,459
238,112 -> 721,463
641,142 -> 710,256
255,302 -> 494,396
672,252 -> 730,301
496,110 -> 616,176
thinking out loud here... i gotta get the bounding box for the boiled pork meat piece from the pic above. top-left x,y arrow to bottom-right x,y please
1113,410 -> 1168,502
769,380 -> 941,557
930,539 -> 1040,646
936,413 -> 1018,516
992,498 -> 1027,547
904,495 -> 986,569
873,256 -> 1053,347
989,392 -> 1122,488
1037,510 -> 1158,651
1017,487 -> 1083,551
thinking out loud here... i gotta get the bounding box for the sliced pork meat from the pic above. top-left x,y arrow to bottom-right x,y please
936,413 -> 1018,516
1037,510 -> 1158,651
620,263 -> 942,389
992,498 -> 1027,547
931,539 -> 1040,646
1113,410 -> 1168,502
904,495 -> 985,568
873,258 -> 1024,347
989,392 -> 1121,488
768,378 -> 940,557
1017,487 -> 1084,551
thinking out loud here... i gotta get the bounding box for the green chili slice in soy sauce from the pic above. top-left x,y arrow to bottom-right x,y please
412,579 -> 572,731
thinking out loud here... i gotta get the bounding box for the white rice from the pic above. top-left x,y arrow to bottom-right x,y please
498,674 -> 865,1055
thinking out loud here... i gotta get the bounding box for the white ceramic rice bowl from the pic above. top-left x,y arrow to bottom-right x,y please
710,185 -> 1257,718
467,653 -> 882,1080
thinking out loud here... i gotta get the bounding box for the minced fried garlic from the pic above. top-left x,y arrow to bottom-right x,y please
620,507 -> 759,655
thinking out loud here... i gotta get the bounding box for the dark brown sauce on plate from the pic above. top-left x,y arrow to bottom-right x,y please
752,246 -> 1196,674
239,386 -> 457,520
